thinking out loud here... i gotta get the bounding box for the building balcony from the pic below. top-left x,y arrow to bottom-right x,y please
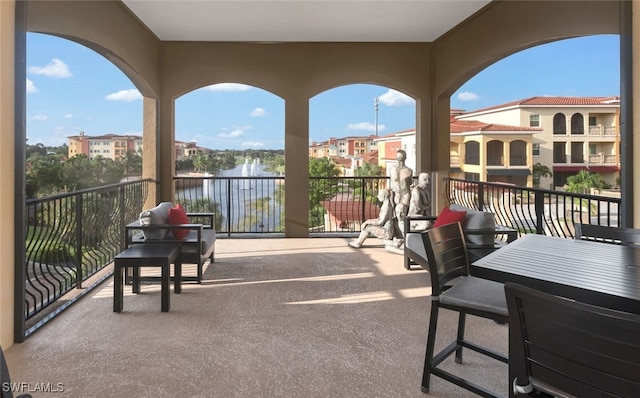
588,153 -> 618,165
588,125 -> 619,137
8,176 -> 623,396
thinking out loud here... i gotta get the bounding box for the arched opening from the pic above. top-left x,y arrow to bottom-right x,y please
571,113 -> 585,135
26,33 -> 144,196
309,83 -> 415,233
510,140 -> 527,166
174,83 -> 285,234
486,140 -> 504,166
450,34 -> 618,186
553,113 -> 567,135
465,141 -> 480,165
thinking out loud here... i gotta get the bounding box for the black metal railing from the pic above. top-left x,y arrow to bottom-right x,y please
174,175 -> 621,239
20,175 -> 622,339
24,179 -> 151,328
174,175 -> 389,235
446,178 -> 620,238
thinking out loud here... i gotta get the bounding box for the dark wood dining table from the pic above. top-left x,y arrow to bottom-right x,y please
472,233 -> 640,398
472,233 -> 640,315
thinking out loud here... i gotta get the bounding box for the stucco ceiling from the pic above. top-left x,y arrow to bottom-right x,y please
121,0 -> 492,42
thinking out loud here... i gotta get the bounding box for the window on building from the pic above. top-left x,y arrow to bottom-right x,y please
529,114 -> 540,127
464,141 -> 480,165
571,113 -> 584,134
510,140 -> 527,166
589,116 -> 597,126
486,140 -> 504,166
570,142 -> 584,163
532,143 -> 541,156
553,113 -> 566,134
464,172 -> 480,181
553,142 -> 566,163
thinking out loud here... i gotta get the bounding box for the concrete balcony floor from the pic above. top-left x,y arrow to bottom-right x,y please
5,238 -> 508,398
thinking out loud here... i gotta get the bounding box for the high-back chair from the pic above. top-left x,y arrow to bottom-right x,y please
420,222 -> 508,397
505,283 -> 640,398
574,223 -> 640,245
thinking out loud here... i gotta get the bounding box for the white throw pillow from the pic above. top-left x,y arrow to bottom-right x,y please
450,204 -> 496,246
139,202 -> 173,240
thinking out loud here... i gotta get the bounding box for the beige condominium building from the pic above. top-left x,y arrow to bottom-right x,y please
68,133 -> 211,162
67,132 -> 143,160
455,96 -> 621,189
374,123 -> 539,188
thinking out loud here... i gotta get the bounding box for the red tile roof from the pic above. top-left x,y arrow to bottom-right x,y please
320,200 -> 380,223
333,157 -> 352,167
463,96 -> 620,115
361,150 -> 378,163
450,119 -> 540,134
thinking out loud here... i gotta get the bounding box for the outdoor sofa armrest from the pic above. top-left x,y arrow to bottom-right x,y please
464,225 -> 518,247
125,220 -> 207,246
185,212 -> 215,229
404,215 -> 438,233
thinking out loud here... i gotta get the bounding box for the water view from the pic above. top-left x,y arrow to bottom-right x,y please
177,159 -> 283,234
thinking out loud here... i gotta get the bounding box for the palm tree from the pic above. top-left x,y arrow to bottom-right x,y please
192,153 -> 208,173
566,170 -> 604,194
532,163 -> 552,188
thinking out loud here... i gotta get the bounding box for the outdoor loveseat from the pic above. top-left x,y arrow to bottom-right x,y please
404,204 -> 517,270
125,202 -> 216,283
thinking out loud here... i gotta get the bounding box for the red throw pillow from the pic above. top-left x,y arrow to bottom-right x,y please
432,206 -> 467,228
168,204 -> 190,239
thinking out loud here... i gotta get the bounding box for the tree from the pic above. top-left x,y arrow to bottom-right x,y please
192,153 -> 208,173
354,162 -> 384,177
309,158 -> 340,228
566,170 -> 604,194
26,153 -> 63,197
26,143 -> 48,158
353,162 -> 384,203
119,150 -> 142,179
309,157 -> 339,177
532,163 -> 553,188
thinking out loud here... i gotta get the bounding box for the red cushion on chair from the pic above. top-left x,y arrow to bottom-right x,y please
433,207 -> 467,228
168,204 -> 190,239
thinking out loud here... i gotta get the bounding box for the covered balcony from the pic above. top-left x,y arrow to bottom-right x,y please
5,236 -> 510,397
1,1 -> 638,397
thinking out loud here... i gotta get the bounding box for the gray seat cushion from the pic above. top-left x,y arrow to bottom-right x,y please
179,229 -> 216,256
405,232 -> 427,259
439,276 -> 508,317
450,204 -> 496,246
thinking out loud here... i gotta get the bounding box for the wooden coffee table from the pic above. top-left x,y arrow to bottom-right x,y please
113,244 -> 182,312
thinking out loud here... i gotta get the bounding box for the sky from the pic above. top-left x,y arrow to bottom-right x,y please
25,33 -> 620,150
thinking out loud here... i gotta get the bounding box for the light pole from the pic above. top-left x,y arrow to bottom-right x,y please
374,97 -> 379,136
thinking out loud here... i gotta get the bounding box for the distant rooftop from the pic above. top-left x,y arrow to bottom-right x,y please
461,96 -> 620,116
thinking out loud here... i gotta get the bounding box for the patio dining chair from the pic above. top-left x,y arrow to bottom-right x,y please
419,222 -> 508,398
505,283 -> 640,398
574,223 -> 640,245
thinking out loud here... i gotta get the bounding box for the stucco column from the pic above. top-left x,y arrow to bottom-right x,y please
158,95 -> 176,204
431,96 -> 451,211
503,141 -> 511,170
142,97 -> 159,209
284,96 -> 309,237
0,0 -> 16,347
414,97 -> 431,174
